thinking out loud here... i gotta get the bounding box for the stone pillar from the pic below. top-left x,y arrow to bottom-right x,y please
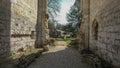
0,0 -> 11,60
35,0 -> 49,48
79,0 -> 90,49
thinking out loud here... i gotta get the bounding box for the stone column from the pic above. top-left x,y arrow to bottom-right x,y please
35,0 -> 49,48
79,0 -> 90,49
0,0 -> 11,59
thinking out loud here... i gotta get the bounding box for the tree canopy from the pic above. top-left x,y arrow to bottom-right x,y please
48,0 -> 62,18
66,4 -> 82,32
48,0 -> 62,30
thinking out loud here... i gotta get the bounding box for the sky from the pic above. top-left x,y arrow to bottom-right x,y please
56,0 -> 75,25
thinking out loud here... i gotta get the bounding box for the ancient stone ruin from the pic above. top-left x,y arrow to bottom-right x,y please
0,0 -> 49,63
0,0 -> 120,68
79,0 -> 120,67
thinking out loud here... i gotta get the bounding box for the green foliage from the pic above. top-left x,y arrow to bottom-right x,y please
66,5 -> 82,32
48,0 -> 62,32
54,38 -> 75,44
64,38 -> 76,44
64,38 -> 71,44
48,0 -> 62,36
48,0 -> 62,17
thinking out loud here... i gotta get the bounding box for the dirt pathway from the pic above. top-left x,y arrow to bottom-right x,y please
55,41 -> 68,46
27,46 -> 92,68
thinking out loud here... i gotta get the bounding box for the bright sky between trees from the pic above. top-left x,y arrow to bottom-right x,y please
56,0 -> 75,25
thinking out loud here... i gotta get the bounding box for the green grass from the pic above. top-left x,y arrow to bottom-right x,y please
63,38 -> 76,44
54,38 -> 76,44
63,38 -> 71,44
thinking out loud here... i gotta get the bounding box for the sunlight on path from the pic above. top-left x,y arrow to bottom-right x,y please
27,46 -> 92,68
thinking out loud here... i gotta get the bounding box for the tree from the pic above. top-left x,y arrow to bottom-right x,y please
48,0 -> 62,18
47,0 -> 62,30
66,5 -> 82,32
47,0 -> 62,37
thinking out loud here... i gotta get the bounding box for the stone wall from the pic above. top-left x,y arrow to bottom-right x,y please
0,0 -> 49,62
0,0 -> 11,58
80,0 -> 120,67
89,0 -> 120,67
35,0 -> 49,48
10,0 -> 38,54
79,0 -> 89,49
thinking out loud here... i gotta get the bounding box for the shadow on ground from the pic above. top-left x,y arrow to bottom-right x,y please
27,46 -> 93,68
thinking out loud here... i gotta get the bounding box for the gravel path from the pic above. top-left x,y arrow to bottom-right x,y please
27,46 -> 92,68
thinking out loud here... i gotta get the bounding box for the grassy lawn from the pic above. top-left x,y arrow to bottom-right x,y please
54,38 -> 76,44
63,38 -> 76,44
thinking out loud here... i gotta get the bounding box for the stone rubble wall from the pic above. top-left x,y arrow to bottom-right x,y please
90,0 -> 120,67
0,0 -> 49,61
80,0 -> 120,67
35,0 -> 49,48
0,0 -> 11,58
79,0 -> 89,50
10,0 -> 38,54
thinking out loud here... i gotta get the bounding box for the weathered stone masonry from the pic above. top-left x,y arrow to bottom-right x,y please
80,0 -> 120,67
35,0 -> 49,48
79,0 -> 90,50
0,0 -> 48,62
0,0 -> 11,58
10,0 -> 38,54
